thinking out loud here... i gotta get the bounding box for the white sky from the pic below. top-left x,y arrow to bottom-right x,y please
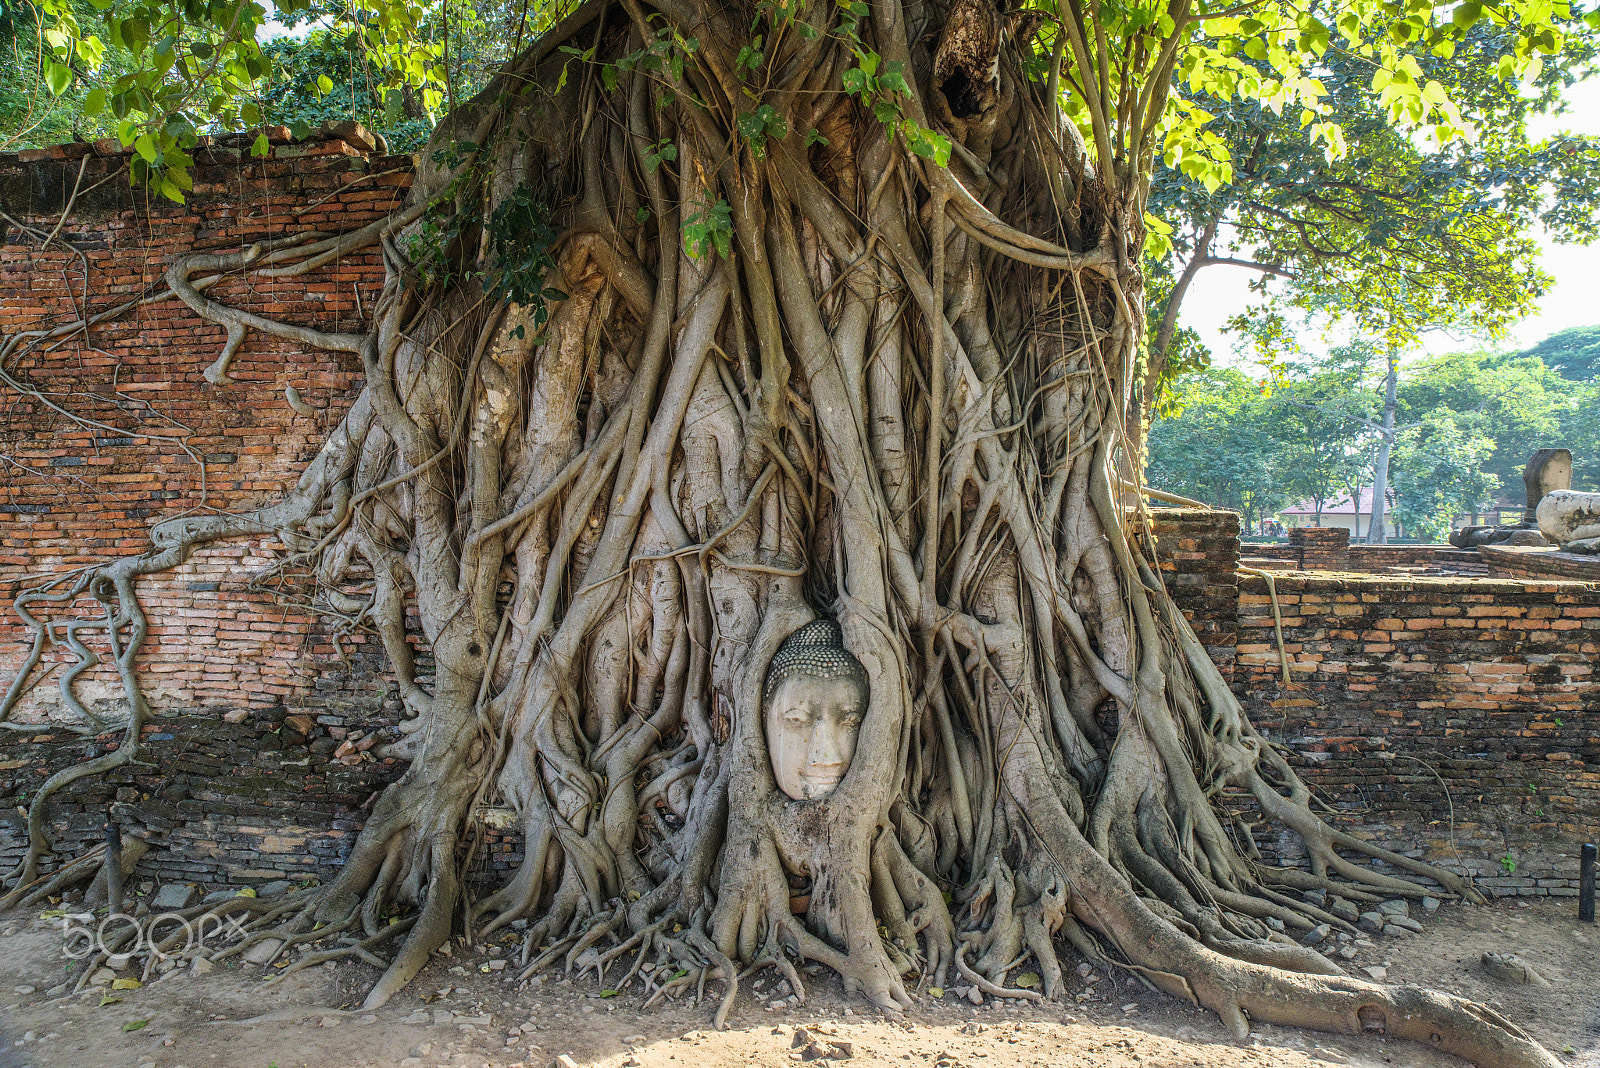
1183,76 -> 1600,367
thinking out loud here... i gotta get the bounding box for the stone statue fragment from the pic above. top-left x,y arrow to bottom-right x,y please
1537,489 -> 1600,554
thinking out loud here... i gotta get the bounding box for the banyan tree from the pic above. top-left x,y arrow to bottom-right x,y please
0,0 -> 1573,1063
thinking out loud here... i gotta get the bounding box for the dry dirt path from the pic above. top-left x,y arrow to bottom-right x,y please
0,898 -> 1593,1068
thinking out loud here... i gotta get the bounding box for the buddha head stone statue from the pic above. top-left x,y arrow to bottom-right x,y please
763,620 -> 869,801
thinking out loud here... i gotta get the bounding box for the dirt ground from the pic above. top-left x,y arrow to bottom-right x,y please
0,897 -> 1594,1068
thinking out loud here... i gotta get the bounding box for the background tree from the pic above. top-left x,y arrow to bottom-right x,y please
0,0 -> 1588,1064
1524,323 -> 1600,384
1399,347 -> 1566,507
1145,368 -> 1285,530
1268,352 -> 1375,528
1140,22 -> 1600,420
1389,411 -> 1498,538
1147,326 -> 1600,541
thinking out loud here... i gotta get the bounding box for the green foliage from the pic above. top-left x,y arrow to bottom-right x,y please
1144,14 -> 1599,410
485,183 -> 561,339
4,0 -> 1585,216
839,47 -> 950,166
1270,365 -> 1375,524
736,103 -> 787,157
3,0 -> 550,193
1145,367 -> 1290,531
1522,325 -> 1600,384
258,29 -> 431,151
1151,325 -> 1600,538
1390,411 -> 1498,538
682,197 -> 732,260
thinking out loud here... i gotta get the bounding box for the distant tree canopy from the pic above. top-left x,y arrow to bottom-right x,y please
1148,327 -> 1600,536
1523,324 -> 1600,384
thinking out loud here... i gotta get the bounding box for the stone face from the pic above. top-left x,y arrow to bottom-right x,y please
763,622 -> 868,802
1377,899 -> 1409,918
1357,912 -> 1386,933
1302,924 -> 1332,946
1537,489 -> 1600,553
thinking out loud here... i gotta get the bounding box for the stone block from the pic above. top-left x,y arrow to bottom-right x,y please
150,883 -> 199,910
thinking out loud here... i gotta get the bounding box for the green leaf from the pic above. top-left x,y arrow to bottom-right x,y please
316,74 -> 334,94
251,132 -> 270,157
1451,1 -> 1482,29
83,86 -> 107,116
45,62 -> 72,96
191,39 -> 213,59
133,133 -> 158,163
123,1019 -> 148,1031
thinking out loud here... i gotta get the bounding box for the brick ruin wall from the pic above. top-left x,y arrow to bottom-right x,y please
0,137 -> 416,888
0,147 -> 1593,902
1154,509 -> 1599,897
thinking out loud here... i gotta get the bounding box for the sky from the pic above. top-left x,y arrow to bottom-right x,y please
1180,76 -> 1600,368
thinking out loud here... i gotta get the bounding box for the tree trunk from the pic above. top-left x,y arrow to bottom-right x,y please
1367,347 -> 1399,544
0,3 -> 1559,1065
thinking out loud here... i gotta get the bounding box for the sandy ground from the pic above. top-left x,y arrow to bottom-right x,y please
0,897 -> 1594,1068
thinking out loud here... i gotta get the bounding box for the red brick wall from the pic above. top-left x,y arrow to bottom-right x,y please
1234,572 -> 1599,896
0,136 -> 416,886
1154,512 -> 1598,897
1143,509 -> 1239,678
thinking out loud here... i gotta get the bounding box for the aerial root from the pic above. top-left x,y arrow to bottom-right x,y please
265,918 -> 415,983
953,941 -> 1043,1003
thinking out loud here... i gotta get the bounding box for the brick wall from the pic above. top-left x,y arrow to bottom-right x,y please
1144,509 -> 1240,678
1153,512 -> 1598,896
1235,572 -> 1599,896
1481,545 -> 1600,583
0,134 -> 417,887
1287,526 -> 1351,570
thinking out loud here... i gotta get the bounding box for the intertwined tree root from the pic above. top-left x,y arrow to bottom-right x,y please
0,1 -> 1559,1065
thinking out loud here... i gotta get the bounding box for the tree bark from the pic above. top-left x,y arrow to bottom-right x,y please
0,4 -> 1561,1065
1367,345 -> 1399,544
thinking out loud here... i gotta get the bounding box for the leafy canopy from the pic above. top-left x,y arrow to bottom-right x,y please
7,0 -> 1589,205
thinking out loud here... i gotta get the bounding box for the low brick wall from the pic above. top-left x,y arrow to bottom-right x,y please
1245,540 -> 1465,573
1481,545 -> 1600,582
1234,572 -> 1599,895
1288,526 -> 1350,571
0,134 -> 416,886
